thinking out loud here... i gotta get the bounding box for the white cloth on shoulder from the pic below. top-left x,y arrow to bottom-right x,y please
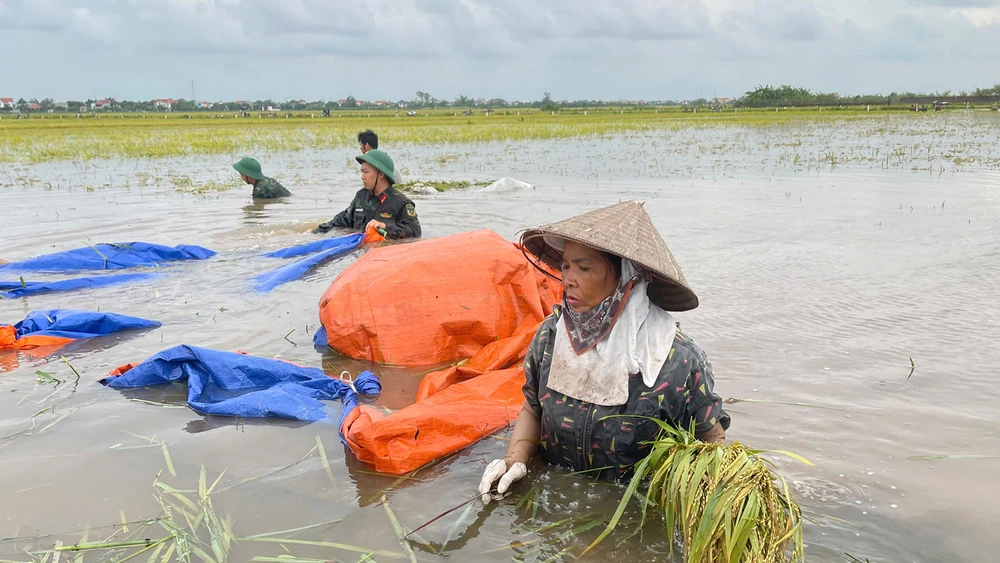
546,259 -> 677,406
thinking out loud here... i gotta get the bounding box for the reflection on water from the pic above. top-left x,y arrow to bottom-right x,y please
242,198 -> 293,224
2,114 -> 999,562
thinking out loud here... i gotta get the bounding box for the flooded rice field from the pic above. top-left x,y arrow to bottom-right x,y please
1,112 -> 999,562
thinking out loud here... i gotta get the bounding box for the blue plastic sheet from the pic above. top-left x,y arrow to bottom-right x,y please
6,309 -> 161,341
263,233 -> 365,259
253,234 -> 365,292
0,242 -> 216,273
100,345 -> 381,442
0,273 -> 160,299
312,325 -> 328,347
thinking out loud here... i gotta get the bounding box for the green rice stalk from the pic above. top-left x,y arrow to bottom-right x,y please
72,529 -> 88,563
217,446 -> 317,493
241,518 -> 344,540
160,441 -> 177,477
382,495 -> 418,563
59,356 -> 80,383
314,436 -> 336,486
56,540 -> 157,551
724,397 -> 850,412
35,371 -> 63,386
144,540 -> 166,563
250,557 -> 335,563
240,537 -> 401,558
439,502 -> 475,553
585,420 -> 809,562
158,541 -> 176,563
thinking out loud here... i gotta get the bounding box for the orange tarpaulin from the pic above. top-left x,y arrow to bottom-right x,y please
318,229 -> 559,367
317,229 -> 561,475
0,326 -> 73,371
0,325 -> 75,351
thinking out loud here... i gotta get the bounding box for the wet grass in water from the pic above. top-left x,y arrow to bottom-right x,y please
586,420 -> 810,563
4,108 -> 994,165
395,179 -> 493,193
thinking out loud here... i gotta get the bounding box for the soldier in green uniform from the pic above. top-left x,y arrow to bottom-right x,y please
233,157 -> 292,199
313,149 -> 421,239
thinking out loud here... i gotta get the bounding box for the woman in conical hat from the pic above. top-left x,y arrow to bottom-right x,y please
480,201 -> 730,502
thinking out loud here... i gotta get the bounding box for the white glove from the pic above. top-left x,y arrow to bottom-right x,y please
478,458 -> 527,504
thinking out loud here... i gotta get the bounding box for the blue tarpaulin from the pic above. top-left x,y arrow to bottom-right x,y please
0,242 -> 216,273
8,309 -> 161,341
312,325 -> 328,347
0,273 -> 161,299
263,233 -> 365,259
253,233 -> 366,292
100,345 -> 381,442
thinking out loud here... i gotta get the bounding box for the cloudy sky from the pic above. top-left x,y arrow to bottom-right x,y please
1,0 -> 998,102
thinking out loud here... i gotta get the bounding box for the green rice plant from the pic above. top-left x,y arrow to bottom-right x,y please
585,419 -> 810,563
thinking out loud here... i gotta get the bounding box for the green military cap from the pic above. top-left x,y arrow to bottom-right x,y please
233,157 -> 265,180
355,149 -> 395,184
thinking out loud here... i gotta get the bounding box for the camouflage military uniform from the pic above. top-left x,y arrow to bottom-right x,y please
314,186 -> 421,239
252,177 -> 291,199
522,306 -> 731,482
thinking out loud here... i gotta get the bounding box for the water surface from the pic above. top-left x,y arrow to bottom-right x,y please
2,113 -> 999,562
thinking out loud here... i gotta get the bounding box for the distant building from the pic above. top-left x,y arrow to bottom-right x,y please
201,101 -> 214,109
28,103 -> 41,111
0,98 -> 13,109
54,102 -> 68,110
92,99 -> 112,110
153,98 -> 178,110
715,97 -> 732,104
374,100 -> 391,106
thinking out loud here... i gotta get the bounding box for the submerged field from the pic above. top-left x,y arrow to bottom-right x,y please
2,107 -> 998,168
1,111 -> 999,562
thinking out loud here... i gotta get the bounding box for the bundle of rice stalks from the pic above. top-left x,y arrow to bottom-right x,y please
585,419 -> 810,562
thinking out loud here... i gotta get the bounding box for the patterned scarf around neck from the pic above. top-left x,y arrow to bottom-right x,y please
562,266 -> 647,355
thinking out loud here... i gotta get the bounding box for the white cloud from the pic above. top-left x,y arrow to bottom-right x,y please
70,7 -> 118,42
0,0 -> 996,101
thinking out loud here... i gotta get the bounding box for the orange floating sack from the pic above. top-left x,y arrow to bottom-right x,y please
317,229 -> 561,475
318,229 -> 559,366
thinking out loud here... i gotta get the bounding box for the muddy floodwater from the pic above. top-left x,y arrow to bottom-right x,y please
2,113 -> 999,562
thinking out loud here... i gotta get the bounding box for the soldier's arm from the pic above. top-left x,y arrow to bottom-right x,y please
314,196 -> 356,233
386,202 -> 421,239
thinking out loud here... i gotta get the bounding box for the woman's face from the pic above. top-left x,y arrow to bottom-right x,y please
560,241 -> 619,314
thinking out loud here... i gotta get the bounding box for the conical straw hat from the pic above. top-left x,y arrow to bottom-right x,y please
520,200 -> 698,311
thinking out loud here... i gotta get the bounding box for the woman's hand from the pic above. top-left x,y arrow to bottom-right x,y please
478,457 -> 527,504
478,402 -> 539,504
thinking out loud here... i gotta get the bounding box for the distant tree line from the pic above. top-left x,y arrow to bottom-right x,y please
736,83 -> 1000,108
7,83 -> 998,114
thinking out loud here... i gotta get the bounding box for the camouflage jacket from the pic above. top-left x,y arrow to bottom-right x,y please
522,306 -> 731,481
314,186 -> 421,240
252,177 -> 291,199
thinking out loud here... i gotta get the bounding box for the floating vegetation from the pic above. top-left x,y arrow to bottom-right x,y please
4,453 -> 403,562
586,420 -> 810,563
395,179 -> 492,193
174,177 -> 242,195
